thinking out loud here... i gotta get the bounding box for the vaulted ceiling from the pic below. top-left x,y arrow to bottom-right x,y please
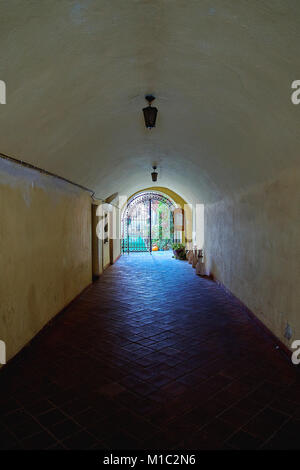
0,0 -> 299,204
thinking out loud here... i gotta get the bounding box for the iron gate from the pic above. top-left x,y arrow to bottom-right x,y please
122,192 -> 175,253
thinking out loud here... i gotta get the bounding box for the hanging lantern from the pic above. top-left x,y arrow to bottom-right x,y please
143,95 -> 158,129
151,165 -> 158,182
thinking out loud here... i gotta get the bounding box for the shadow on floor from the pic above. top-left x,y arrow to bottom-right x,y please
0,253 -> 299,450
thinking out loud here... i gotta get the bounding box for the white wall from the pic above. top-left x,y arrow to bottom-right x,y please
205,165 -> 300,350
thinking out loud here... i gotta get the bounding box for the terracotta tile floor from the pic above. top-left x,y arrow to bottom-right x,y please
1,252 -> 300,450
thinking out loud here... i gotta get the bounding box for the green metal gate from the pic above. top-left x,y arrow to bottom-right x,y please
122,192 -> 175,253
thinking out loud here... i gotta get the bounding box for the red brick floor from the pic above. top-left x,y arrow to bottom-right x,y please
0,252 -> 300,450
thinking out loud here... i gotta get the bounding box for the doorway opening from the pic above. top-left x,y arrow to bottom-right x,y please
122,191 -> 177,253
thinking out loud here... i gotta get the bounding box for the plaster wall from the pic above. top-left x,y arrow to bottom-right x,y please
205,165 -> 300,350
112,207 -> 121,263
1,1 -> 299,207
103,242 -> 110,269
92,203 -> 103,277
0,158 -> 92,363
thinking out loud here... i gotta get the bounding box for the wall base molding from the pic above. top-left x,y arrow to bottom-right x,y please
215,279 -> 292,361
103,261 -> 111,271
112,254 -> 121,264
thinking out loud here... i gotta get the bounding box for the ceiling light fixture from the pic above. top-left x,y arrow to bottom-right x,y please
143,95 -> 158,129
151,165 -> 158,182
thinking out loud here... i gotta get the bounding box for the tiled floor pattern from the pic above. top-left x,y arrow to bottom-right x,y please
0,252 -> 299,450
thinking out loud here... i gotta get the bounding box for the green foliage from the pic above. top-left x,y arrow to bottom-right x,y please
172,243 -> 186,260
172,243 -> 186,251
152,239 -> 171,251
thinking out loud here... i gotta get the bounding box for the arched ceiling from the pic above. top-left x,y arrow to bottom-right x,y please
0,0 -> 299,204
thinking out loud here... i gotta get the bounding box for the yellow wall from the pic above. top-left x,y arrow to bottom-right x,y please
103,234 -> 110,269
205,165 -> 300,350
112,206 -> 121,262
91,204 -> 103,277
145,186 -> 187,208
93,202 -> 121,274
0,158 -> 92,363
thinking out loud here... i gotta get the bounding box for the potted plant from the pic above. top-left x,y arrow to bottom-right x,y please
172,243 -> 186,260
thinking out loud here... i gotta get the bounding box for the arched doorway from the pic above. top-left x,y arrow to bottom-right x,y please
122,191 -> 177,253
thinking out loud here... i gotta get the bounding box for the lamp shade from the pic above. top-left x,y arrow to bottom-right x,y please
143,105 -> 158,129
151,166 -> 158,182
